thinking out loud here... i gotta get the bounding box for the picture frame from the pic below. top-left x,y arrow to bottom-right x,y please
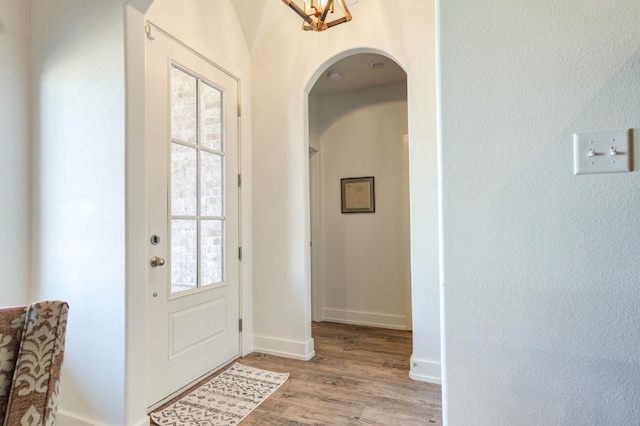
341,176 -> 375,213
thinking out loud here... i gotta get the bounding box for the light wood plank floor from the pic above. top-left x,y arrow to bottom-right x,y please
152,322 -> 442,425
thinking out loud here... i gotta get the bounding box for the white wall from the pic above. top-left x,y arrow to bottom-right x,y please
30,0 -> 127,424
251,1 -> 440,380
315,83 -> 411,329
0,0 -> 30,306
440,0 -> 640,424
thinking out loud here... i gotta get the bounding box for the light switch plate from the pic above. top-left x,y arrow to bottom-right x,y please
573,129 -> 631,175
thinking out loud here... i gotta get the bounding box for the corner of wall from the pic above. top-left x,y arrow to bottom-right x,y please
253,335 -> 315,361
409,354 -> 441,385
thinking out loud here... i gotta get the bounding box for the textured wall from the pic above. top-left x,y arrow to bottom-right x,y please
0,0 -> 30,305
440,0 -> 640,424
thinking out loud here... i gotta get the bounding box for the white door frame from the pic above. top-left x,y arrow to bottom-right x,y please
309,147 -> 322,321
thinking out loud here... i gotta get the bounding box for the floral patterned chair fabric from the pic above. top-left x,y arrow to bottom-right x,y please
0,301 -> 69,426
0,305 -> 27,422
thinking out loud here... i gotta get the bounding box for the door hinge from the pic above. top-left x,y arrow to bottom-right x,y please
237,103 -> 241,117
238,174 -> 242,188
239,318 -> 243,333
238,246 -> 242,261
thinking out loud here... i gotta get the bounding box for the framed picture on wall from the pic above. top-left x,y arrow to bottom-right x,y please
341,177 -> 375,213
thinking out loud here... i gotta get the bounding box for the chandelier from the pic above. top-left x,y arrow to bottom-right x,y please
282,0 -> 353,32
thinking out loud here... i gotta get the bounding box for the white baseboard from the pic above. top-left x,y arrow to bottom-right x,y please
322,308 -> 409,330
57,411 -> 96,426
57,410 -> 149,426
409,355 -> 441,385
253,335 -> 315,360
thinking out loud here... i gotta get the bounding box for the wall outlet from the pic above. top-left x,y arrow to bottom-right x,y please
574,129 -> 631,175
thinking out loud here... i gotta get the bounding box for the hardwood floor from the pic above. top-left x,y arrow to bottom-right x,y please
152,322 -> 442,425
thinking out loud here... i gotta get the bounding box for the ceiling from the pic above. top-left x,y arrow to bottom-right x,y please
229,0 -> 271,53
311,53 -> 407,96
229,1 -> 406,96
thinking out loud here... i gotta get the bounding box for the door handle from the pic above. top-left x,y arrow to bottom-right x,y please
150,256 -> 166,267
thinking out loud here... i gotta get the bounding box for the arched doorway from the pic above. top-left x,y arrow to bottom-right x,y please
306,52 -> 412,335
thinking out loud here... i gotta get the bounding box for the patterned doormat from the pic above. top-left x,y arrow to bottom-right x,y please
151,363 -> 289,426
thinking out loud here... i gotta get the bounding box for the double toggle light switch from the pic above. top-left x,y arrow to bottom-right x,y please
587,146 -> 619,157
574,129 -> 631,174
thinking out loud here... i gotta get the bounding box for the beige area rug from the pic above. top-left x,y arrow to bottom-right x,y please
151,363 -> 289,426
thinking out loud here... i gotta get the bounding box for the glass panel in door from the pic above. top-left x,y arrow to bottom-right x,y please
170,66 -> 225,294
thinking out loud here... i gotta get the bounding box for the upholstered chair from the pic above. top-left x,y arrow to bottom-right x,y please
0,301 -> 69,426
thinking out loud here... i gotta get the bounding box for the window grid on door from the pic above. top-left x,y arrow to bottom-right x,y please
169,64 -> 225,294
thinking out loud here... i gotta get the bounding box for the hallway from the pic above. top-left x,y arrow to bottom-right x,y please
244,322 -> 442,424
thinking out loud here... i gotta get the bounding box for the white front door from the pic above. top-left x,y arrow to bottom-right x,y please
146,26 -> 240,408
